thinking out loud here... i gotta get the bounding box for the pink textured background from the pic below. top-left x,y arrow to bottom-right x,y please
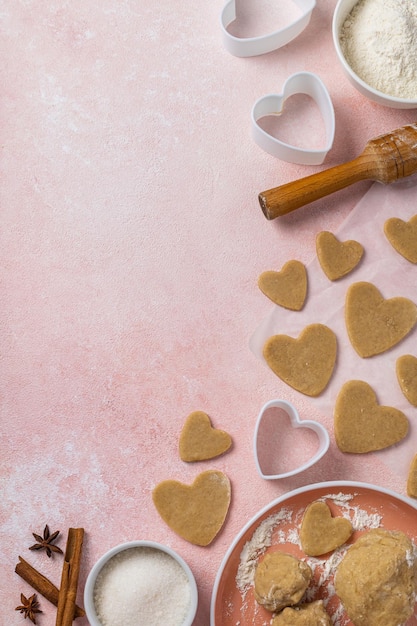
1,1 -> 416,624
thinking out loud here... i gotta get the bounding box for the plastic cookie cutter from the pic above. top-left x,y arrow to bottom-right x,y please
253,399 -> 330,480
220,0 -> 316,57
251,71 -> 335,165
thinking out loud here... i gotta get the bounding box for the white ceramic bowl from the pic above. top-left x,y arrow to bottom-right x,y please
84,540 -> 198,626
332,0 -> 417,108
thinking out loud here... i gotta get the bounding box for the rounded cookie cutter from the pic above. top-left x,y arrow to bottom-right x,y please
251,71 -> 335,165
220,0 -> 316,58
253,399 -> 330,480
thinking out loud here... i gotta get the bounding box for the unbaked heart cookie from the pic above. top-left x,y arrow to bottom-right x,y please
258,260 -> 307,311
384,214 -> 417,264
407,454 -> 417,498
396,354 -> 417,407
152,470 -> 231,546
179,411 -> 232,462
300,501 -> 353,556
263,323 -> 337,397
316,231 -> 363,280
345,281 -> 417,357
334,380 -> 409,453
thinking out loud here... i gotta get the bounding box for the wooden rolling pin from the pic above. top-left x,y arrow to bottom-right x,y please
259,123 -> 417,220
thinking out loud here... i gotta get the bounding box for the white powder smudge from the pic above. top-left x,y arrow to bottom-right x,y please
236,508 -> 292,594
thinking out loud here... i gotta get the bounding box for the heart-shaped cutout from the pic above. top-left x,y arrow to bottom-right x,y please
316,231 -> 364,280
253,400 -> 329,479
152,470 -> 231,546
258,260 -> 307,310
384,214 -> 417,264
263,323 -> 337,397
221,0 -> 316,57
334,380 -> 409,453
396,354 -> 417,407
251,72 -> 335,164
179,411 -> 232,462
300,501 -> 353,556
345,281 -> 417,357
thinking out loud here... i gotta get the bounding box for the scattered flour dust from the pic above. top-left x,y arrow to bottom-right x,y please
235,493 -> 383,626
339,0 -> 417,98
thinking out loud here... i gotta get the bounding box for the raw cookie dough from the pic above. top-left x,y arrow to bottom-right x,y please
271,600 -> 331,625
258,260 -> 307,311
263,323 -> 337,397
384,214 -> 417,264
300,501 -> 353,556
254,552 -> 312,613
179,411 -> 232,462
335,529 -> 417,626
316,231 -> 363,281
407,453 -> 417,498
152,470 -> 231,546
345,281 -> 417,357
396,354 -> 417,407
334,380 -> 409,453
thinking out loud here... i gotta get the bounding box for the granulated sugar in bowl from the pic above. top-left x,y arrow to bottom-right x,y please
84,540 -> 198,626
333,0 -> 417,108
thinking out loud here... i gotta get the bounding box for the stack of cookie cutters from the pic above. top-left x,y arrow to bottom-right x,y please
220,0 -> 335,165
253,399 -> 330,479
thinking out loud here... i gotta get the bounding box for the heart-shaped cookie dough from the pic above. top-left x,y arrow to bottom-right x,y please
345,281 -> 417,357
300,501 -> 353,556
396,354 -> 417,407
179,411 -> 232,462
152,470 -> 231,546
407,453 -> 417,498
258,260 -> 307,311
334,380 -> 409,453
384,214 -> 417,264
316,231 -> 364,280
253,400 -> 329,479
263,323 -> 337,397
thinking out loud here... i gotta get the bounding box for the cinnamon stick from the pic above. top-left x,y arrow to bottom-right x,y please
56,527 -> 84,626
15,556 -> 85,618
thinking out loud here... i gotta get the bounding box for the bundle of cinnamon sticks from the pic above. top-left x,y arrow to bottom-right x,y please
16,527 -> 85,625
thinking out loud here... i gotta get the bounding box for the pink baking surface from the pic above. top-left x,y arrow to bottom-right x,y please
1,1 -> 417,625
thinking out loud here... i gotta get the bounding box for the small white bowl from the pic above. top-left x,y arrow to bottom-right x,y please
332,0 -> 417,109
84,540 -> 198,626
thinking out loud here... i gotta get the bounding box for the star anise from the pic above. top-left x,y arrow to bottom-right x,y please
15,593 -> 42,624
29,524 -> 63,558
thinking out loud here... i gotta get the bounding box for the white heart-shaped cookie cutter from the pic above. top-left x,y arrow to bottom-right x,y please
254,399 -> 330,480
251,72 -> 335,165
220,0 -> 316,57
251,72 -> 336,165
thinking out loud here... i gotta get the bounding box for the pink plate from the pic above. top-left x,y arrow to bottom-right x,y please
210,481 -> 417,626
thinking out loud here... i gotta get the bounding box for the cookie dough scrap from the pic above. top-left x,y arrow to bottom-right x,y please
345,281 -> 417,357
271,600 -> 331,625
258,260 -> 307,311
407,453 -> 417,498
384,214 -> 417,264
254,552 -> 312,613
316,231 -> 364,281
335,529 -> 417,626
334,380 -> 409,453
396,354 -> 417,407
300,501 -> 353,556
263,323 -> 337,397
179,411 -> 232,462
152,470 -> 231,546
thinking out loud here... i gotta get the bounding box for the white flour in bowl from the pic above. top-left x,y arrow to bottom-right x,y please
339,0 -> 417,98
93,546 -> 191,626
